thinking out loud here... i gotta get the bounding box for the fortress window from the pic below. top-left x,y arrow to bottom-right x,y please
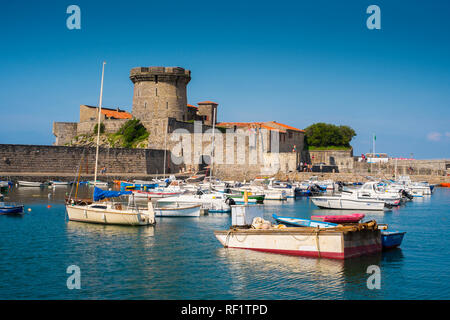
166,102 -> 168,109
289,131 -> 292,139
156,88 -> 158,96
144,102 -> 147,108
155,75 -> 158,84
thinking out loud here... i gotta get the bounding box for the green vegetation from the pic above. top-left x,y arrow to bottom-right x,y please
93,122 -> 105,134
113,119 -> 149,148
305,123 -> 356,149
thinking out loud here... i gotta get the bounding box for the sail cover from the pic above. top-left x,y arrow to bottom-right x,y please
93,187 -> 132,201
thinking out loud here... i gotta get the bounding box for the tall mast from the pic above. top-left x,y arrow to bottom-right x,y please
210,107 -> 217,189
163,120 -> 168,179
93,61 -> 106,190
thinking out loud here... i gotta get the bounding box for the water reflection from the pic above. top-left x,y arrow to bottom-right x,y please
217,247 -> 347,299
66,220 -> 155,238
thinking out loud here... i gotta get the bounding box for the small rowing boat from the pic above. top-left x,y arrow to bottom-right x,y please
18,181 -> 45,187
0,202 -> 24,215
311,213 -> 365,224
380,231 -> 406,250
272,214 -> 337,228
50,181 -> 70,186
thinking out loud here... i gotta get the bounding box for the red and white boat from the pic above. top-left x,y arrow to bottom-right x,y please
214,221 -> 381,260
311,213 -> 365,224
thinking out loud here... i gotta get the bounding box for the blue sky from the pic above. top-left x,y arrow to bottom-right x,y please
0,0 -> 449,159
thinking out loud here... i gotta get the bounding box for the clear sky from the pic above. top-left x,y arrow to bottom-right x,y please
1,0 -> 449,159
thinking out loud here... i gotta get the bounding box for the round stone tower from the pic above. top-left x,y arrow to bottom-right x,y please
129,66 -> 191,122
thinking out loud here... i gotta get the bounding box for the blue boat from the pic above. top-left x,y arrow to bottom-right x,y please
381,231 -> 406,250
0,202 -> 24,215
272,214 -> 337,228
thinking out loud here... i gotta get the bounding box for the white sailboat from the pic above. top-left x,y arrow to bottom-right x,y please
65,62 -> 155,226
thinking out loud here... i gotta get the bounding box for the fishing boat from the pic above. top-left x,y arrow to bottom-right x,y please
154,203 -> 201,217
272,214 -> 337,228
380,231 -> 406,250
311,213 -> 365,224
214,220 -> 382,260
0,202 -> 24,215
440,182 -> 450,188
311,189 -> 386,211
18,181 -> 45,187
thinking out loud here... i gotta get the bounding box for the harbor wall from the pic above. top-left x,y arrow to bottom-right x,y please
0,144 -> 176,180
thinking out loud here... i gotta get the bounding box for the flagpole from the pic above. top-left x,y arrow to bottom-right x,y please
94,61 -> 106,191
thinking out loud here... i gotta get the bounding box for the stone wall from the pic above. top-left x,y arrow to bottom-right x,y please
52,122 -> 78,146
76,119 -> 129,135
0,144 -> 172,176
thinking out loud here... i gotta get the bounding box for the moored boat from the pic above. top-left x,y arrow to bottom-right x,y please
0,202 -> 25,215
311,189 -> 386,211
214,220 -> 382,260
154,203 -> 201,217
380,231 -> 406,250
311,213 -> 365,224
272,214 -> 337,228
18,181 -> 45,187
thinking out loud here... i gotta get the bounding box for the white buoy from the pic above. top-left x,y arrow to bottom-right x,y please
27,208 -> 31,212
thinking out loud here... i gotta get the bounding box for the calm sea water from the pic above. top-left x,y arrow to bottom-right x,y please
0,185 -> 449,300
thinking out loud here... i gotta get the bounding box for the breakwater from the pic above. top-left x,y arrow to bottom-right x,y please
0,144 -> 177,182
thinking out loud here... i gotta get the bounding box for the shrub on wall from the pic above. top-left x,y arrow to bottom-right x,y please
116,119 -> 149,148
93,123 -> 105,134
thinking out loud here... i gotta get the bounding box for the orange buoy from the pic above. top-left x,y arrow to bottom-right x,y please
47,205 -> 52,208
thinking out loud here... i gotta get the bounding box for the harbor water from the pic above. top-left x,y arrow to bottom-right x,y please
0,186 -> 449,299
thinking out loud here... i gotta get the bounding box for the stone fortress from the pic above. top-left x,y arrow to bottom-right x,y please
53,66 -> 307,177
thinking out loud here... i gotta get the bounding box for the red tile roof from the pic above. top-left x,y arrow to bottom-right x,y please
216,121 -> 304,133
197,101 -> 218,105
101,109 -> 132,119
187,104 -> 198,109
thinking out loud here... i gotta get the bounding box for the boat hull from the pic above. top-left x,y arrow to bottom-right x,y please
0,205 -> 24,215
381,231 -> 406,249
155,204 -> 201,217
66,205 -> 154,226
311,197 -> 385,211
18,181 -> 44,187
214,227 -> 381,260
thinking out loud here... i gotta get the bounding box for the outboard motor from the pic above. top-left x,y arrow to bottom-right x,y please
225,197 -> 236,205
401,189 -> 413,200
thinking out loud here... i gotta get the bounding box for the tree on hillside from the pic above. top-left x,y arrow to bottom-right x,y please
305,123 -> 356,148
